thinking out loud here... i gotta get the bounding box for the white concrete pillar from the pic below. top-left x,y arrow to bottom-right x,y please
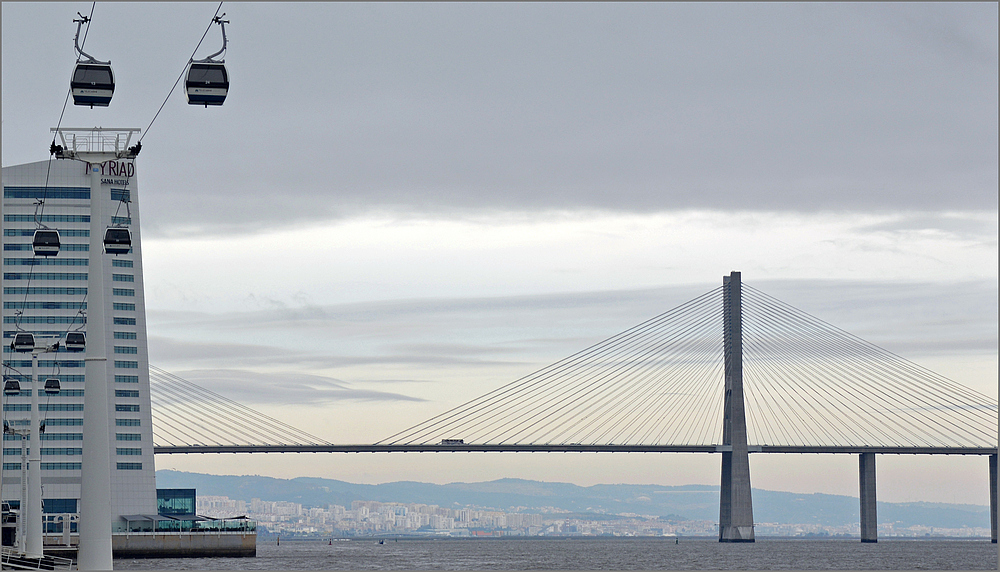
78,161 -> 114,570
24,353 -> 42,557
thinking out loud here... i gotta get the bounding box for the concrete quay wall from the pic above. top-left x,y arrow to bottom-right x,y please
112,532 -> 256,558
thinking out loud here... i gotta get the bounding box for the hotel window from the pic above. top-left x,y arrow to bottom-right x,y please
43,499 -> 78,514
41,463 -> 82,470
5,287 -> 87,295
41,448 -> 83,456
3,273 -> 88,281
40,433 -> 83,441
54,389 -> 85,397
6,361 -> 84,369
3,244 -> 86,252
3,258 -> 88,266
4,214 -> 89,223
45,419 -> 83,426
3,229 -> 89,237
40,404 -> 85,411
4,187 -> 90,199
3,316 -> 86,324
3,301 -> 86,310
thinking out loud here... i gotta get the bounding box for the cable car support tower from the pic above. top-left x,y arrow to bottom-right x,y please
50,127 -> 140,570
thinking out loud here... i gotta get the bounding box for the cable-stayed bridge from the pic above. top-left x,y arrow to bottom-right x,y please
148,273 -> 998,542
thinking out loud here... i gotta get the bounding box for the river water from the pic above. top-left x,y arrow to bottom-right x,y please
114,537 -> 998,570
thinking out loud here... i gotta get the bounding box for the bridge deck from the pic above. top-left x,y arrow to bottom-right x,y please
153,444 -> 998,455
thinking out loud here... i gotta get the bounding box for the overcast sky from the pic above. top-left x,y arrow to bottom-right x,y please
2,2 -> 997,506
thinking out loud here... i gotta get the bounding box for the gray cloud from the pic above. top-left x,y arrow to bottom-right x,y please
855,213 -> 998,242
3,3 -> 996,237
147,335 -> 527,371
748,279 -> 998,358
160,369 -> 427,405
147,336 -> 287,363
149,278 -> 997,381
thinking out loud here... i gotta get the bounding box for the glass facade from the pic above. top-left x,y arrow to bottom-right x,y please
157,489 -> 196,516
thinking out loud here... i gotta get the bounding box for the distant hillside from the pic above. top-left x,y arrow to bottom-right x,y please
156,470 -> 990,529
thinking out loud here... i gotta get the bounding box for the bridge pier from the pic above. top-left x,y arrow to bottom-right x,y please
859,453 -> 877,543
719,271 -> 754,543
990,454 -> 996,544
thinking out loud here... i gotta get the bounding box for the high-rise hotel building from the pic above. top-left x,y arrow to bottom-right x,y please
2,156 -> 157,519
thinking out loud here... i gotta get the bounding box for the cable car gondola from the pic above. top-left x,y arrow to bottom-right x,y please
3,380 -> 20,397
44,379 -> 61,396
187,15 -> 230,107
3,379 -> 21,396
71,63 -> 115,107
32,229 -> 61,256
10,333 -> 35,353
186,62 -> 229,107
65,332 -> 86,352
104,227 -> 132,255
70,14 -> 115,108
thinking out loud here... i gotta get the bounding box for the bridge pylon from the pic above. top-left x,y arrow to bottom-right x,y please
719,271 -> 755,542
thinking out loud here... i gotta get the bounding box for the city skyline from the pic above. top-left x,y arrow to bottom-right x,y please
176,470 -> 993,538
2,2 -> 996,508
